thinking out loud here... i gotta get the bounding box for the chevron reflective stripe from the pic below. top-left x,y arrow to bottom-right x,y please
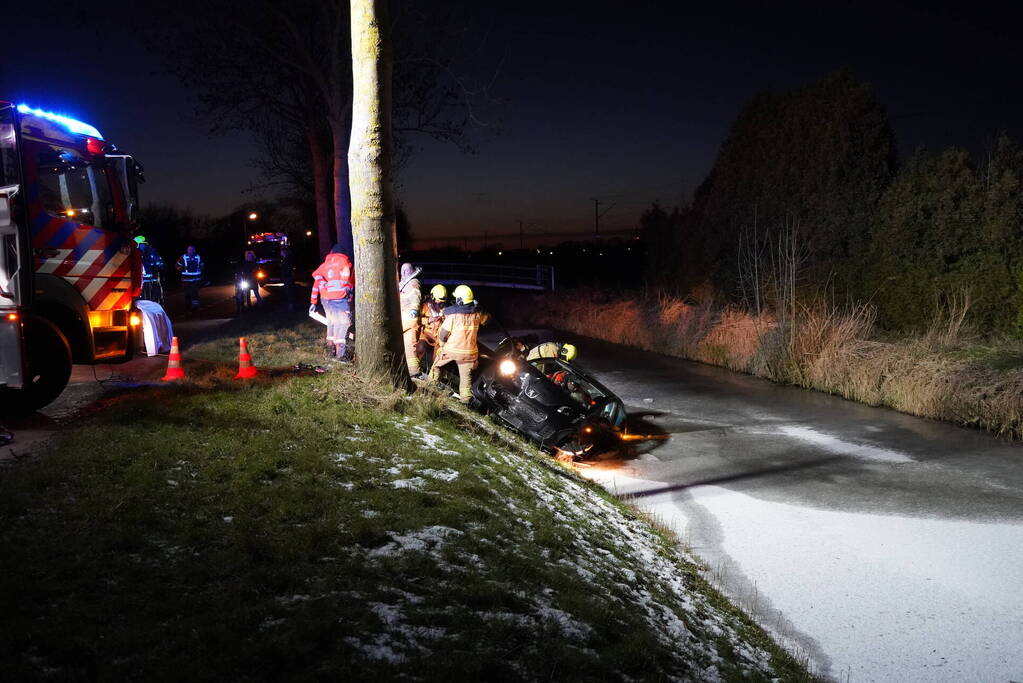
36,249 -> 72,274
66,248 -> 103,276
97,285 -> 132,311
80,275 -> 107,304
97,252 -> 128,277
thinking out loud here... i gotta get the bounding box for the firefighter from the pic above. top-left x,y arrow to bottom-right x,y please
399,262 -> 425,378
431,284 -> 487,403
526,341 -> 578,363
134,235 -> 165,304
175,245 -> 204,313
417,284 -> 447,368
310,245 -> 355,360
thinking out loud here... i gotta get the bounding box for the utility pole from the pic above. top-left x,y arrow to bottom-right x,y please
590,198 -> 616,237
518,219 -> 524,249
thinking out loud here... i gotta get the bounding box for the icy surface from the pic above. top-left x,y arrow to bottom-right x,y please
775,425 -> 913,463
586,468 -> 1023,682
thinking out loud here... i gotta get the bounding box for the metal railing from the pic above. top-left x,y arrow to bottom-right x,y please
415,262 -> 555,291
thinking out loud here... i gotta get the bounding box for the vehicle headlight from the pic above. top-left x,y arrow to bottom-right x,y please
239,280 -> 249,289
498,359 -> 517,377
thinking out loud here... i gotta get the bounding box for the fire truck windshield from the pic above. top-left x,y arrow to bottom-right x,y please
37,150 -> 113,227
250,241 -> 281,261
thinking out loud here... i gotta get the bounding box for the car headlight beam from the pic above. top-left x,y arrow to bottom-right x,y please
498,359 -> 517,377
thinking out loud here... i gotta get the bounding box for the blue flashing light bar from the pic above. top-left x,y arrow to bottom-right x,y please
16,104 -> 104,140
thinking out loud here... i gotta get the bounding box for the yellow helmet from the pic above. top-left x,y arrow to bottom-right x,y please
430,284 -> 447,301
560,343 -> 578,362
453,284 -> 474,304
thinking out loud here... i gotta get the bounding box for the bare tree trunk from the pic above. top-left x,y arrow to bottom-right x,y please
349,0 -> 408,385
330,117 -> 355,257
306,122 -> 336,257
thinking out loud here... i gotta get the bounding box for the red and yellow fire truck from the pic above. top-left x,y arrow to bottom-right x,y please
0,102 -> 145,412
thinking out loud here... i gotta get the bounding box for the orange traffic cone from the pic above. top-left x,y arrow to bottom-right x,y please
162,337 -> 186,381
234,337 -> 258,379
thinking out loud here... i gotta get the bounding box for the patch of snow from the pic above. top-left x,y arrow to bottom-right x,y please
369,525 -> 463,558
391,477 -> 426,489
331,452 -> 353,463
419,468 -> 459,482
166,479 -> 178,487
410,424 -> 461,456
222,516 -> 233,523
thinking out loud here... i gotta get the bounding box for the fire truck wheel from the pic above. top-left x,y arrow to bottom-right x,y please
1,317 -> 73,414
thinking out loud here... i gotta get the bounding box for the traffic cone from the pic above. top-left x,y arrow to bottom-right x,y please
162,337 -> 186,381
234,337 -> 258,379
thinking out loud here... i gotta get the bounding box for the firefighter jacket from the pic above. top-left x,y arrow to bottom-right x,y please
436,303 -> 487,363
399,277 -> 422,334
176,253 -> 204,282
310,253 -> 354,305
526,341 -> 568,361
141,245 -> 165,283
419,300 -> 444,344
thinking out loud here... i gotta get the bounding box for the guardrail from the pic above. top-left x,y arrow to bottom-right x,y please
415,262 -> 555,291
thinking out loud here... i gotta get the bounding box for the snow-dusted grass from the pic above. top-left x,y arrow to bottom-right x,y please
0,320 -> 811,680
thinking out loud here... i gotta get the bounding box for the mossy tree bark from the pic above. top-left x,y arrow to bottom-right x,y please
349,0 -> 409,386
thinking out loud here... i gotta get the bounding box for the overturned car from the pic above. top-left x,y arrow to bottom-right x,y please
468,339 -> 627,458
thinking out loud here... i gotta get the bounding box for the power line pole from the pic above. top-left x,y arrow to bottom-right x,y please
590,198 -> 616,237
518,219 -> 524,249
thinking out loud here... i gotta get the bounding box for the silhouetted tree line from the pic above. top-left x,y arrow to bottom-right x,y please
643,69 -> 1023,334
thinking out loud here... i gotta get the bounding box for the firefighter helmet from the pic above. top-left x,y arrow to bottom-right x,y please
559,343 -> 578,362
430,284 -> 447,301
453,284 -> 474,305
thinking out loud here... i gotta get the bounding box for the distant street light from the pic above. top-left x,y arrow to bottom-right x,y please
248,212 -> 259,220
305,230 -> 313,236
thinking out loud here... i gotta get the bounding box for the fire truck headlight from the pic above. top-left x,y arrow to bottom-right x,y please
129,313 -> 141,327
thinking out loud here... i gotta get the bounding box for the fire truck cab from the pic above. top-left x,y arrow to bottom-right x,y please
0,102 -> 144,413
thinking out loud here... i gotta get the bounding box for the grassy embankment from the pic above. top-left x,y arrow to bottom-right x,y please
0,308 -> 813,681
531,290 -> 1023,438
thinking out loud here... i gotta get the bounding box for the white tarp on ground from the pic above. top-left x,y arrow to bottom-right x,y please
137,299 -> 173,356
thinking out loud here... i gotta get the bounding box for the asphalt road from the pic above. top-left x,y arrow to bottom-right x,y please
498,329 -> 1023,683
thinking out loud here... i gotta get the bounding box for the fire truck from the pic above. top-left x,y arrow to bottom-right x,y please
0,102 -> 145,413
247,231 -> 289,283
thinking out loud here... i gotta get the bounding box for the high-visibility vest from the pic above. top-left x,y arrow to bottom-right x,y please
310,253 -> 354,304
178,254 -> 203,281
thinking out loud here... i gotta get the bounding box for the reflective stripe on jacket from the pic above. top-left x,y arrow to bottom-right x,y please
437,304 -> 485,363
176,254 -> 204,281
310,253 -> 354,304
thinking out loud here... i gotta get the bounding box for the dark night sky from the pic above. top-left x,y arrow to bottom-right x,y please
3,1 -> 1021,242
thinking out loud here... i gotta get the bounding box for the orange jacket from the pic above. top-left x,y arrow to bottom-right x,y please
310,253 -> 354,304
